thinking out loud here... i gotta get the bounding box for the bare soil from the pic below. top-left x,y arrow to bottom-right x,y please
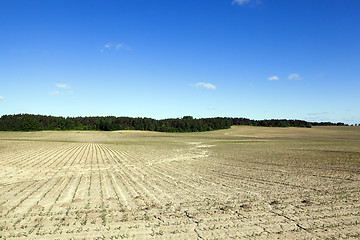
0,126 -> 359,239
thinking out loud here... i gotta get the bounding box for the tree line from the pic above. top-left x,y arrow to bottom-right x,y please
0,114 -> 347,132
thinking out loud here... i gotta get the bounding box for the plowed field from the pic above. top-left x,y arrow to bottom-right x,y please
1,126 -> 360,239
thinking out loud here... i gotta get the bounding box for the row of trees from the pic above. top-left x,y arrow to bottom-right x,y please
0,114 -> 232,132
229,118 -> 313,128
310,121 -> 347,126
0,114 -> 347,132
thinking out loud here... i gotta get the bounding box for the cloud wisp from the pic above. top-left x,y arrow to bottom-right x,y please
268,76 -> 279,81
232,0 -> 250,5
101,43 -> 131,52
0,96 -> 5,100
55,83 -> 71,89
232,0 -> 260,6
193,82 -> 216,90
307,112 -> 330,116
288,73 -> 302,80
50,83 -> 73,96
49,91 -> 60,96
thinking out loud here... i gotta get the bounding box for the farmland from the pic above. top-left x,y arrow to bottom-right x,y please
0,126 -> 360,239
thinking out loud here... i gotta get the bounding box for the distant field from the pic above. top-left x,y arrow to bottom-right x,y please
0,126 -> 360,239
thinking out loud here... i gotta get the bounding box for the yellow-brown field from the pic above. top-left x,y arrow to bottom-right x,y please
0,126 -> 360,239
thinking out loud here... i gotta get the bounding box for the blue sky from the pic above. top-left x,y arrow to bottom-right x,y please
0,0 -> 359,124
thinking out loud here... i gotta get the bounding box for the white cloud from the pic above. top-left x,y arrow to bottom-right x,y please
55,83 -> 71,89
232,0 -> 261,7
193,82 -> 216,90
51,83 -> 73,96
232,0 -> 250,5
268,76 -> 279,81
49,91 -> 60,96
288,73 -> 302,80
308,112 -> 329,116
101,43 -> 131,52
0,96 -> 4,100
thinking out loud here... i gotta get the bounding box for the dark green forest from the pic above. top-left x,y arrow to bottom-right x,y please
0,114 -> 346,132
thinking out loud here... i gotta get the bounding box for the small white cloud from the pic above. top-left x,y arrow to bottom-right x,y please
288,73 -> 302,80
308,112 -> 329,116
49,91 -> 60,96
233,0 -> 261,7
193,82 -> 216,90
55,83 -> 71,89
103,42 -> 131,52
268,76 -> 279,81
232,0 -> 250,5
0,96 -> 4,100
